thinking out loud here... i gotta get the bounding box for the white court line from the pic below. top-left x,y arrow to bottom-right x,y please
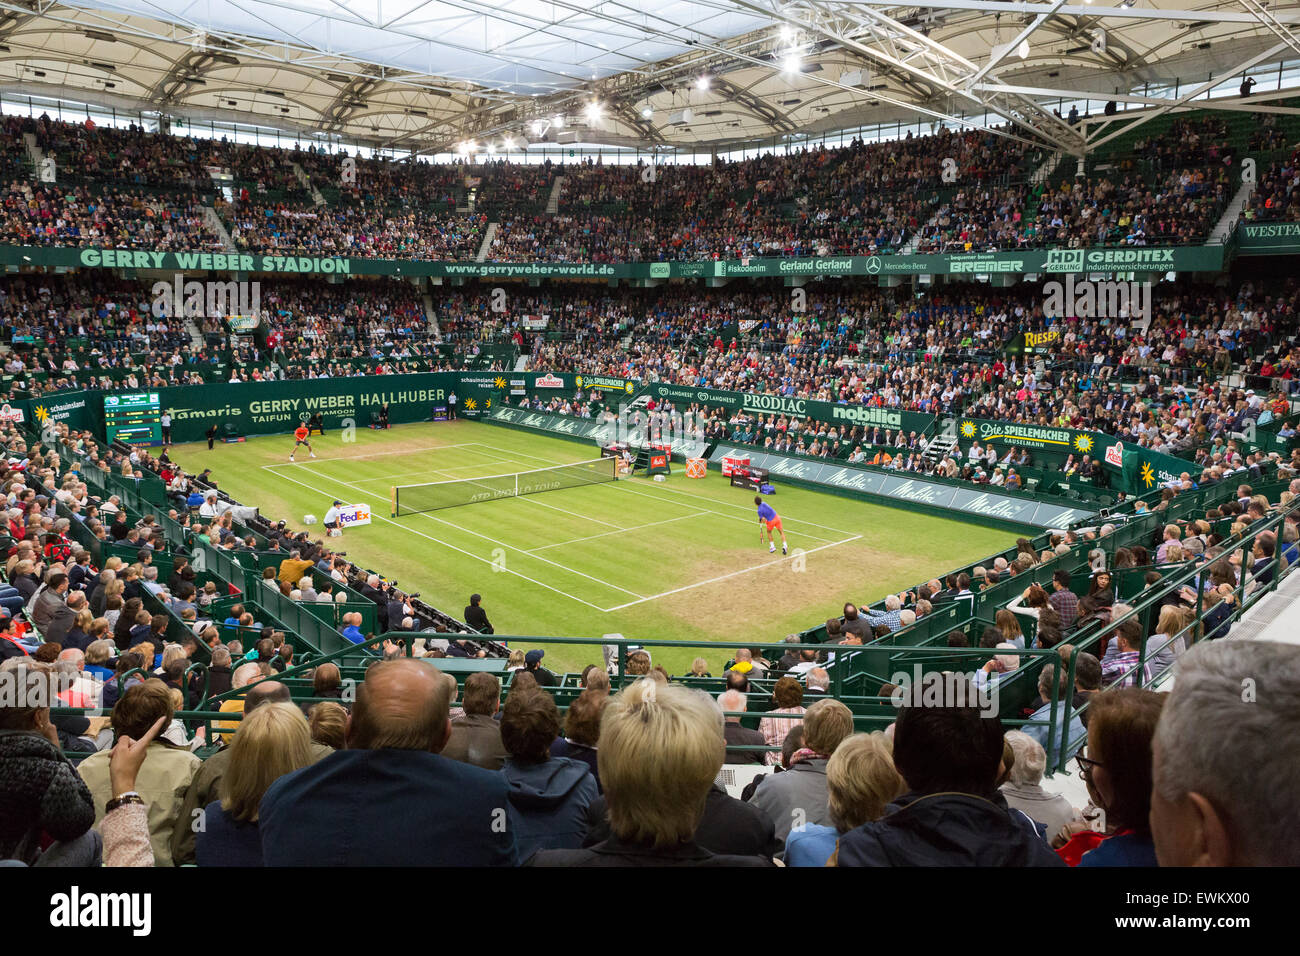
611,482 -> 840,545
621,475 -> 860,537
517,493 -> 626,531
261,441 -> 490,468
413,510 -> 646,599
601,535 -> 864,612
466,434 -> 855,540
527,511 -> 710,552
263,464 -> 611,611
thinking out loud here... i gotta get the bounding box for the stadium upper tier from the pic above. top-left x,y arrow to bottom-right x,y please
0,108 -> 1286,262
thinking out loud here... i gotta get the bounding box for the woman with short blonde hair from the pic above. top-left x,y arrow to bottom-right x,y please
308,701 -> 347,750
197,702 -> 314,866
542,680 -> 728,857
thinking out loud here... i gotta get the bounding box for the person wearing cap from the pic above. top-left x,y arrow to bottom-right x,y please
524,649 -> 557,687
323,500 -> 343,535
464,594 -> 493,634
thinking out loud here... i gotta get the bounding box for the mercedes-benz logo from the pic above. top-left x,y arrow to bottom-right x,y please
865,256 -> 882,275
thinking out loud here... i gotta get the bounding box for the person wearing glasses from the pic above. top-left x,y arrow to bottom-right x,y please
1052,688 -> 1164,866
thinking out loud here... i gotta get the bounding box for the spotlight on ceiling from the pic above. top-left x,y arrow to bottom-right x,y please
1017,39 -> 1030,58
696,74 -> 711,91
782,53 -> 802,74
553,114 -> 565,129
585,101 -> 603,121
640,106 -> 653,120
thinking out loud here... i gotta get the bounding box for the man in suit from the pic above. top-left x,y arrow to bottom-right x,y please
32,572 -> 77,645
259,659 -> 518,866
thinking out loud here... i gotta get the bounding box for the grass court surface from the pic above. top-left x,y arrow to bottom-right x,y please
170,421 -> 1010,675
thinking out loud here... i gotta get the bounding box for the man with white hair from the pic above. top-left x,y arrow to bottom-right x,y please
141,565 -> 165,596
1150,640 -> 1300,866
719,689 -> 766,765
1000,731 -> 1074,836
865,593 -> 904,632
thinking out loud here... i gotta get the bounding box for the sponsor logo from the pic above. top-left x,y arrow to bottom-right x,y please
534,374 -> 565,388
1024,328 -> 1061,349
648,263 -> 671,278
1044,248 -> 1085,273
1105,441 -> 1124,467
865,256 -> 882,275
829,405 -> 903,427
0,403 -> 23,423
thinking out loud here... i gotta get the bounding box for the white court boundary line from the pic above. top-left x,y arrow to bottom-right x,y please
266,462 -> 647,600
527,511 -> 710,552
260,432 -> 865,612
263,464 -> 612,611
601,534 -> 864,611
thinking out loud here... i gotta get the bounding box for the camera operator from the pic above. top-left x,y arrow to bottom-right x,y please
386,588 -> 419,632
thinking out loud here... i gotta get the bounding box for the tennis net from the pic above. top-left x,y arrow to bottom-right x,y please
391,456 -> 618,516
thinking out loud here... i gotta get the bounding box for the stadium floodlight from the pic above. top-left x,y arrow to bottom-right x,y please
641,106 -> 653,120
502,136 -> 514,150
1017,40 -> 1030,59
487,142 -> 496,155
553,114 -> 566,128
782,53 -> 802,74
696,74 -> 711,91
585,101 -> 603,122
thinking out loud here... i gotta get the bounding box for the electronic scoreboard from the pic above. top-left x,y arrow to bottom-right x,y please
104,392 -> 163,445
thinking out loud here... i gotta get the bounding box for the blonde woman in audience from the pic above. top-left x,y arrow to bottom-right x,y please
196,702 -> 315,867
786,732 -> 906,866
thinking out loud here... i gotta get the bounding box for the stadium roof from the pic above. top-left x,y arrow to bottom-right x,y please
2,0 -> 1300,156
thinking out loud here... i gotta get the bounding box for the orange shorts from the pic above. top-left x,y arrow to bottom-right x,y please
766,518 -> 783,532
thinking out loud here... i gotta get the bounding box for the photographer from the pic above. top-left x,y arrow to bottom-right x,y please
387,589 -> 418,632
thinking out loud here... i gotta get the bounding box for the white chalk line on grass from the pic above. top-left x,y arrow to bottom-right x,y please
526,511 -> 711,552
601,534 -> 864,612
611,482 -> 841,545
271,453 -> 650,600
260,441 -> 489,467
412,510 -> 647,599
263,464 -> 612,612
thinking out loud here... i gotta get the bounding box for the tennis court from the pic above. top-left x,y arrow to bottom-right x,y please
171,421 -> 1009,673
265,437 -> 862,613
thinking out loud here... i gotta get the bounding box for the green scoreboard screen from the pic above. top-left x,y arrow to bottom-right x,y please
104,392 -> 163,445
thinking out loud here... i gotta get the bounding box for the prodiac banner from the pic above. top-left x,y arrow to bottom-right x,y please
644,382 -> 937,436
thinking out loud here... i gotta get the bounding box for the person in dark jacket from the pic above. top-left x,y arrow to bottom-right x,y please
259,659 -> 518,866
523,648 -> 557,687
549,689 -> 604,790
464,593 -> 493,634
442,672 -> 509,770
836,677 -> 1065,867
499,688 -> 598,861
530,680 -> 771,867
719,689 -> 767,764
0,660 -> 99,865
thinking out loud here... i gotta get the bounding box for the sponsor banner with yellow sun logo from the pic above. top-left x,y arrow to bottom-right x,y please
956,418 -> 1107,456
1120,444 -> 1192,494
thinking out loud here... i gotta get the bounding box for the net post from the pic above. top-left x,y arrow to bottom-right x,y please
390,486 -> 397,518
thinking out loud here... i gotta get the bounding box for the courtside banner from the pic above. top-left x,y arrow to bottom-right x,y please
643,382 -> 935,436
0,244 -> 1226,279
337,504 -> 372,527
708,445 -> 1095,528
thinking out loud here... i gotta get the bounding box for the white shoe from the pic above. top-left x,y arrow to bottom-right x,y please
769,544 -> 776,553
310,452 -> 317,458
782,545 -> 788,555
289,456 -> 295,462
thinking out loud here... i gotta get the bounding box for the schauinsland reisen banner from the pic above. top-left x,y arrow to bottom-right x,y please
0,244 -> 1226,280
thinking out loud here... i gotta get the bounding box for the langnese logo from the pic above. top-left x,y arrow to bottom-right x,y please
50,887 -> 152,936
